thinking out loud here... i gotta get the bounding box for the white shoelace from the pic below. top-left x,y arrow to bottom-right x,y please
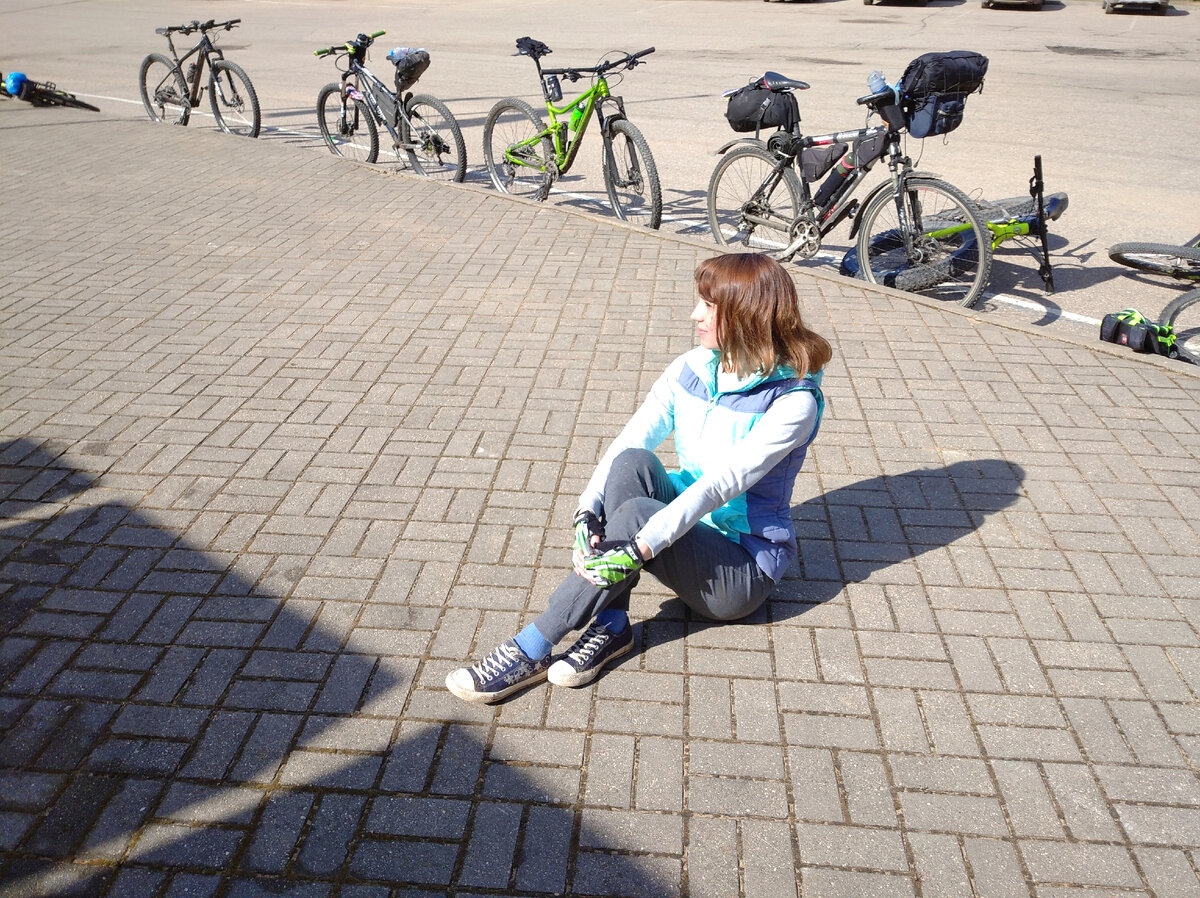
473,642 -> 522,679
567,624 -> 609,665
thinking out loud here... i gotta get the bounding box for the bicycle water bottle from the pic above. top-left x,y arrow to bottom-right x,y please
569,104 -> 585,131
867,70 -> 887,94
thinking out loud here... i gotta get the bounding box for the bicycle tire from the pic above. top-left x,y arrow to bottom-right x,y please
208,60 -> 260,138
403,93 -> 467,183
1161,288 -> 1200,365
1108,242 -> 1200,281
139,53 -> 189,126
482,97 -> 552,200
602,119 -> 662,229
707,143 -> 803,252
317,82 -> 378,164
854,177 -> 992,308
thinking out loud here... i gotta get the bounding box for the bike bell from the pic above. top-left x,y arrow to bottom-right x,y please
4,71 -> 28,97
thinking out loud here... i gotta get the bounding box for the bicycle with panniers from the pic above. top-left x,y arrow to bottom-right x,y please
708,51 -> 996,308
314,31 -> 466,182
139,18 -> 260,137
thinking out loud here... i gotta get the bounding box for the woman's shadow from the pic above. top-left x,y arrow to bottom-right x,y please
642,457 -> 1025,637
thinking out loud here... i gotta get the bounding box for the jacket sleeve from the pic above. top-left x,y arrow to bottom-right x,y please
576,357 -> 682,516
636,388 -> 818,558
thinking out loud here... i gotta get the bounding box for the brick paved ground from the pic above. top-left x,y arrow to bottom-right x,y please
1,107 -> 1198,897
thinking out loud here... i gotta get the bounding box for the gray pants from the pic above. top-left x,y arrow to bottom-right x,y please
533,448 -> 774,645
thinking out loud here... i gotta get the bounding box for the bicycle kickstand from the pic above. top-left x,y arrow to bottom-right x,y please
1030,154 -> 1055,294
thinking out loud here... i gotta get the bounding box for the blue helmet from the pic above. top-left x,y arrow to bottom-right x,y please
4,72 -> 27,97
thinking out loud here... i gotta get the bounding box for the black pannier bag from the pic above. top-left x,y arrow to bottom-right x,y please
725,86 -> 800,134
390,47 -> 431,93
899,51 -> 988,139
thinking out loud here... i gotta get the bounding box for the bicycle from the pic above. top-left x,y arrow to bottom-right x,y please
482,37 -> 662,229
314,31 -> 466,183
707,72 -> 991,307
842,157 -> 1069,295
2,72 -> 98,111
1159,288 -> 1200,364
1108,234 -> 1200,281
139,19 -> 260,137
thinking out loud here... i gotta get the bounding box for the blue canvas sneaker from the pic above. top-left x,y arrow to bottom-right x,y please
446,639 -> 551,703
547,621 -> 634,687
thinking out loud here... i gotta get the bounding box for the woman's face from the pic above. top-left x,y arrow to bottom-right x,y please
691,297 -> 721,350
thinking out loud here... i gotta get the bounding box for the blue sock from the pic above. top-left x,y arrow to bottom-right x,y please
594,608 -> 628,634
513,623 -> 553,660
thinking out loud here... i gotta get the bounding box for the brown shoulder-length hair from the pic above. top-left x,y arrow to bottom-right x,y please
694,253 -> 832,379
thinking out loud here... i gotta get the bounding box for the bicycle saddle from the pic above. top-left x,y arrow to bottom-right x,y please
515,36 -> 552,60
758,71 -> 810,92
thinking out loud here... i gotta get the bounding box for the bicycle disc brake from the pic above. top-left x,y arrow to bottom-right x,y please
780,215 -> 821,262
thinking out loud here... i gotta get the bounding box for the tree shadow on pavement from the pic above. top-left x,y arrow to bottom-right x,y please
0,438 -> 678,897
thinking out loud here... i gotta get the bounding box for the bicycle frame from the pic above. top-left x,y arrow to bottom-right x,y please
339,60 -> 408,146
524,59 -> 628,176
161,31 -> 222,109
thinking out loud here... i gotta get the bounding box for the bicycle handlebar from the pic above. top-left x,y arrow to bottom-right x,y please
857,86 -> 898,107
542,46 -> 655,80
314,30 -> 386,58
157,18 -> 241,36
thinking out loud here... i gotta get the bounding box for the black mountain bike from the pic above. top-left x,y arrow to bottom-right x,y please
1,73 -> 98,111
708,72 -> 990,307
314,31 -> 466,182
139,18 -> 261,137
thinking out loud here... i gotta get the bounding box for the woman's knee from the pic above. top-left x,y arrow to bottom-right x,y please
605,496 -> 664,540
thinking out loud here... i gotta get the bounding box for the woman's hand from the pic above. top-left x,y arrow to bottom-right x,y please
576,539 -> 645,587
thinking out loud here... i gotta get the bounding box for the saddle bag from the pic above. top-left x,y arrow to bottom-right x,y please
388,47 -> 431,93
725,86 -> 800,133
1099,308 -> 1178,358
899,50 -> 988,139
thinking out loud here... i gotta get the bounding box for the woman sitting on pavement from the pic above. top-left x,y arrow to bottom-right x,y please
446,252 -> 832,703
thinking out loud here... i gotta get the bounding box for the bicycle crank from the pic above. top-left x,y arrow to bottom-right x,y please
778,217 -> 821,262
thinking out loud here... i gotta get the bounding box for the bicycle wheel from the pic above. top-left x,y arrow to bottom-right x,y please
1108,243 -> 1200,281
602,119 -> 662,229
855,177 -> 991,308
1162,288 -> 1200,364
208,60 -> 260,138
403,93 -> 467,183
317,82 -> 378,164
139,53 -> 189,125
483,98 -> 552,200
707,144 -> 802,252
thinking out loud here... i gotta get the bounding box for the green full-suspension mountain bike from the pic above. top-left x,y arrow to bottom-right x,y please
483,37 -> 662,229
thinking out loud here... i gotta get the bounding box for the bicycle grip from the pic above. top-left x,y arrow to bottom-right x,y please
371,30 -> 386,37
632,47 -> 655,59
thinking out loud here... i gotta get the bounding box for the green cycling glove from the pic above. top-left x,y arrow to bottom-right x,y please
579,539 -> 644,588
574,509 -> 605,557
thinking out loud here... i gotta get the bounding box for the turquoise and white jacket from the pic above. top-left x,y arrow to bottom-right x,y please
578,347 -> 824,581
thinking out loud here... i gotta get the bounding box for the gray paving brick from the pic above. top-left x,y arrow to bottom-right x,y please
839,752 -> 898,826
964,839 -> 1031,898
1018,841 -> 1141,888
909,832 -> 973,897
800,868 -> 915,898
515,804 -> 573,894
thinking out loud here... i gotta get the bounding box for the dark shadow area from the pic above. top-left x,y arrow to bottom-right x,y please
0,439 -> 676,897
643,459 -> 1025,646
